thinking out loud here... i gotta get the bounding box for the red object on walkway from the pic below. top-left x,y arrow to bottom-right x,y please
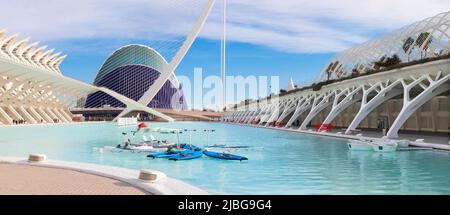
316,124 -> 333,131
275,122 -> 287,127
138,123 -> 148,129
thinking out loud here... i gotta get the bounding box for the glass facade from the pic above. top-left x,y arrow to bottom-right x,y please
85,45 -> 188,110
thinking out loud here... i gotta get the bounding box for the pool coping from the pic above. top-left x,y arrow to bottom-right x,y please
226,123 -> 450,151
0,156 -> 208,195
0,121 -> 108,128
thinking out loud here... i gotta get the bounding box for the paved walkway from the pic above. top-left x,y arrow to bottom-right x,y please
288,127 -> 449,145
0,163 -> 147,195
228,123 -> 450,150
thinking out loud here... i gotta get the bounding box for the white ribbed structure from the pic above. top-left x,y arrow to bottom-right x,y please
316,11 -> 450,82
0,30 -> 66,74
0,0 -> 216,125
224,11 -> 450,139
0,31 -> 175,125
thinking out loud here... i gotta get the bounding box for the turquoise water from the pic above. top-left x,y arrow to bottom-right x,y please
1,122 -> 450,194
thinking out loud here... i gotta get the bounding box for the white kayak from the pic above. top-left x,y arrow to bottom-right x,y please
372,141 -> 398,152
347,140 -> 373,151
396,139 -> 410,148
95,145 -> 166,153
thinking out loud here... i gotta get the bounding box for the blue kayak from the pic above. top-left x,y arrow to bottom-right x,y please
169,150 -> 203,161
147,151 -> 179,158
147,148 -> 195,158
203,150 -> 248,161
204,144 -> 227,148
181,144 -> 202,151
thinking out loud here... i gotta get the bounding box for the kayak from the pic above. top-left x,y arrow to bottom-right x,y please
204,144 -> 227,148
169,150 -> 203,161
223,146 -> 251,149
203,150 -> 248,161
147,151 -> 180,158
147,148 -> 201,159
180,144 -> 202,150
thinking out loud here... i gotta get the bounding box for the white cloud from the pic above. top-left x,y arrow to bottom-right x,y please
0,0 -> 449,54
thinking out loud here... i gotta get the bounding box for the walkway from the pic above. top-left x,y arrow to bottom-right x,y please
0,163 -> 147,195
228,123 -> 450,151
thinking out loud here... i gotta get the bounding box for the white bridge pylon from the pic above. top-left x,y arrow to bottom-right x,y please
223,59 -> 450,140
113,0 -> 217,121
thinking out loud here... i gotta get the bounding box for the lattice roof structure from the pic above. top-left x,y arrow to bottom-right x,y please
316,11 -> 450,82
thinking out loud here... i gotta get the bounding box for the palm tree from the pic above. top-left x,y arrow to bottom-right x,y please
415,32 -> 433,59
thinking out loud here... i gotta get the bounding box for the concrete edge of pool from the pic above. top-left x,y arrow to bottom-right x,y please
0,156 -> 208,195
227,123 -> 450,151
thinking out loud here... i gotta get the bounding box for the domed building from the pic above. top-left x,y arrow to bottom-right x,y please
85,44 -> 188,110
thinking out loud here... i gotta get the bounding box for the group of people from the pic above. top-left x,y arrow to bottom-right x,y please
12,119 -> 27,125
12,119 -> 62,125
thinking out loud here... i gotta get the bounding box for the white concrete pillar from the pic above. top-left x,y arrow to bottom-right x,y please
18,106 -> 37,124
387,74 -> 450,138
28,107 -> 45,123
322,89 -> 363,126
45,108 -> 60,123
345,82 -> 403,135
6,105 -> 23,120
61,109 -> 74,121
276,99 -> 298,123
36,107 -> 53,123
54,108 -> 71,122
299,93 -> 334,130
51,108 -> 68,123
0,106 -> 13,125
259,104 -> 276,125
285,98 -> 313,128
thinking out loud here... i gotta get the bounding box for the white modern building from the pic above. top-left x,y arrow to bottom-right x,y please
224,11 -> 450,139
0,30 -> 174,125
0,0 -> 216,126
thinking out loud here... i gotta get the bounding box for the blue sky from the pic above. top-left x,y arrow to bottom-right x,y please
1,0 -> 449,108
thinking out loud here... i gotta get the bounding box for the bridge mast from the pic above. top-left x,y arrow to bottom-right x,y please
221,0 -> 227,111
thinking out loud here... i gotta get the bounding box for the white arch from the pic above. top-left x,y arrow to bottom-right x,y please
299,92 -> 334,130
387,74 -> 450,138
345,80 -> 403,134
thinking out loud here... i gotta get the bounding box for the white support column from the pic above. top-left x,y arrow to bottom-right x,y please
60,109 -> 73,122
345,81 -> 403,134
232,111 -> 239,122
242,110 -> 254,123
0,106 -> 13,125
28,107 -> 45,123
276,99 -> 299,123
322,88 -> 363,126
58,108 -> 71,123
6,105 -> 23,120
54,108 -> 71,122
50,108 -> 67,123
246,107 -> 263,124
251,105 -> 268,124
259,104 -> 276,125
45,108 -> 59,123
285,97 -> 313,128
299,93 -> 334,130
234,111 -> 241,122
241,110 -> 252,123
264,103 -> 284,126
239,111 -> 246,122
18,106 -> 37,124
238,111 -> 249,123
231,111 -> 239,122
36,107 -> 53,123
387,74 -> 450,138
